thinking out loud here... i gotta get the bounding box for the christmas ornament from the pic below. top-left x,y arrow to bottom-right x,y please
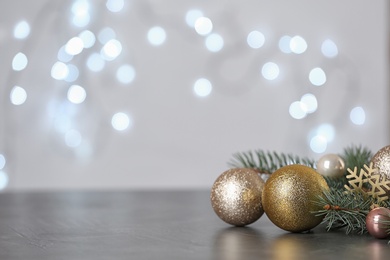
344,163 -> 390,202
210,168 -> 265,226
316,153 -> 345,178
262,164 -> 329,233
371,145 -> 390,182
366,207 -> 390,239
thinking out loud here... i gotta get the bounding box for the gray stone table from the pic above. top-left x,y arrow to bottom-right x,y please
0,190 -> 389,259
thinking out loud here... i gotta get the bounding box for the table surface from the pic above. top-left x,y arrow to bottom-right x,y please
0,190 -> 389,260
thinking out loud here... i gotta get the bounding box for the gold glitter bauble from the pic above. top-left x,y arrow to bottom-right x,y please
371,145 -> 390,181
262,164 -> 329,233
316,153 -> 345,178
210,168 -> 265,226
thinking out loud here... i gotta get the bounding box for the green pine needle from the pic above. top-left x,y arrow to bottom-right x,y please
227,149 -> 315,174
312,189 -> 384,234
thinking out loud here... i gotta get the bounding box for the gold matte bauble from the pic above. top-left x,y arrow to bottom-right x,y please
316,153 -> 345,178
371,145 -> 390,181
210,168 -> 265,226
262,164 -> 329,233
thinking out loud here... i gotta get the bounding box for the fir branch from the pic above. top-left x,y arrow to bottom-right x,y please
227,149 -> 315,174
341,145 -> 373,174
312,189 -> 384,234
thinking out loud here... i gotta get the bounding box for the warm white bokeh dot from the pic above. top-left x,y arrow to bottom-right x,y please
112,112 -> 131,131
193,78 -> 212,97
10,86 -> 27,105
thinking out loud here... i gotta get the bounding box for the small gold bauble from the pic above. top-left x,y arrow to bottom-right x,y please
262,164 -> 329,233
371,145 -> 390,181
316,153 -> 345,178
210,168 -> 265,226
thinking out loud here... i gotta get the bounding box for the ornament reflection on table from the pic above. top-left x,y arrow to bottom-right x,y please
210,168 -> 265,226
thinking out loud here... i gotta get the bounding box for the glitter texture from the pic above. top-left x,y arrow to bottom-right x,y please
210,168 -> 265,226
371,145 -> 390,182
262,164 -> 329,233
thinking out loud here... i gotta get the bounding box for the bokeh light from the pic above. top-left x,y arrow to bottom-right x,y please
65,129 -> 82,147
185,9 -> 203,28
51,61 -> 69,80
289,101 -> 306,119
279,35 -> 292,53
350,106 -> 366,125
67,85 -> 86,104
0,171 -> 8,190
290,35 -> 307,54
205,33 -> 224,52
65,64 -> 80,82
71,0 -> 90,27
247,31 -> 265,49
261,62 -> 280,80
194,17 -> 213,36
309,67 -> 326,86
106,0 -> 124,12
86,53 -> 105,72
0,154 -> 5,170
98,27 -> 116,44
147,26 -> 166,46
300,93 -> 318,114
193,78 -> 212,97
14,20 -> 30,39
12,52 -> 28,71
321,39 -> 338,58
65,37 -> 84,55
101,39 -> 122,60
58,45 -> 74,62
116,64 -> 136,84
78,30 -> 96,48
112,112 -> 131,131
10,86 -> 27,105
310,135 -> 328,153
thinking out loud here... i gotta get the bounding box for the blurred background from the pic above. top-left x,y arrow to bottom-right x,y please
0,0 -> 388,191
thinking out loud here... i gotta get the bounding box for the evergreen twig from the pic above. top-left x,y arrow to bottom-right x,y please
227,149 -> 315,174
312,189 -> 384,234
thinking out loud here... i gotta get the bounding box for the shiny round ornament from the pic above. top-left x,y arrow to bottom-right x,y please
316,153 -> 345,178
210,168 -> 265,226
366,207 -> 390,239
371,145 -> 390,181
262,164 -> 329,232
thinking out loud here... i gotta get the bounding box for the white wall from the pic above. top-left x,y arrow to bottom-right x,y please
0,0 -> 388,190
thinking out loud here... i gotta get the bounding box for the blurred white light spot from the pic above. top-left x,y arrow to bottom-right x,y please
65,129 -> 82,147
321,39 -> 338,58
290,35 -> 307,54
310,135 -> 328,153
112,112 -> 131,131
14,20 -> 30,39
193,78 -> 212,97
87,53 -> 105,72
147,26 -> 166,46
51,61 -> 69,80
98,27 -> 116,44
194,17 -> 213,36
309,67 -> 327,86
12,52 -> 28,71
72,0 -> 90,15
350,106 -> 366,125
0,171 -> 8,190
101,39 -> 122,60
279,35 -> 292,53
106,0 -> 124,12
65,37 -> 84,55
317,123 -> 335,142
58,45 -> 74,62
116,64 -> 136,84
65,64 -> 79,82
261,62 -> 280,80
10,86 -> 27,105
78,30 -> 96,48
247,31 -> 265,49
205,33 -> 224,52
300,93 -> 317,113
72,13 -> 90,27
67,85 -> 86,104
0,154 -> 5,170
289,101 -> 306,119
185,9 -> 204,28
